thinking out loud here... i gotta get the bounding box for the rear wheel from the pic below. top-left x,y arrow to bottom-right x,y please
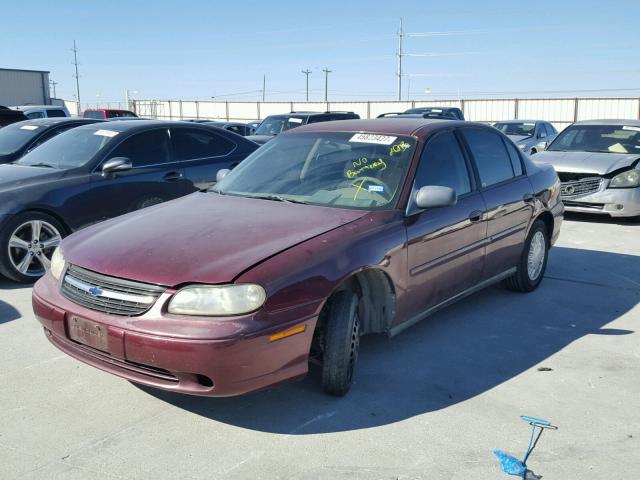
504,219 -> 549,292
0,212 -> 64,283
321,290 -> 361,396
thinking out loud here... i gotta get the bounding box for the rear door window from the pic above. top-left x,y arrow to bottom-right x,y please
461,128 -> 515,187
46,109 -> 67,117
171,128 -> 235,160
109,129 -> 171,167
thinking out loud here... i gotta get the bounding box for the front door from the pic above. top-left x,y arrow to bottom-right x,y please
86,128 -> 191,225
405,130 -> 487,319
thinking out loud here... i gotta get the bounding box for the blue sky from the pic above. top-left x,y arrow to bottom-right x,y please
2,0 -> 639,103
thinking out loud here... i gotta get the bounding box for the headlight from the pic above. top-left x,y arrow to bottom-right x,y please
609,169 -> 640,188
50,247 -> 65,280
168,284 -> 266,316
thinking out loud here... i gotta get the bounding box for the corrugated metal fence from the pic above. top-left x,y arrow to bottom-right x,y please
66,97 -> 640,131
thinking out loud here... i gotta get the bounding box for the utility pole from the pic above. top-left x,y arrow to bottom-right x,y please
71,40 -> 81,113
49,79 -> 58,99
322,67 -> 332,102
262,75 -> 266,102
397,18 -> 403,101
302,69 -> 312,101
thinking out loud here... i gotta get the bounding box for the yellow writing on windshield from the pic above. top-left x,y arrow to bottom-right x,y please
345,158 -> 387,179
390,141 -> 411,155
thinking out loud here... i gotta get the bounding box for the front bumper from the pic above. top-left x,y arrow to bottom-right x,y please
562,186 -> 640,218
32,273 -> 319,397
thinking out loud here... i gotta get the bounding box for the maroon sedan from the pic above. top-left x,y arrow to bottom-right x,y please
33,119 -> 563,397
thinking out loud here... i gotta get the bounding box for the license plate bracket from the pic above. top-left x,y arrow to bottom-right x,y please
67,316 -> 109,352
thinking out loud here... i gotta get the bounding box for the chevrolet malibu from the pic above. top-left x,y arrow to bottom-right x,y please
33,119 -> 563,397
533,119 -> 640,218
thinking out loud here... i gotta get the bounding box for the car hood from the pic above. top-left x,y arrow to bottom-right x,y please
533,150 -> 640,175
63,192 -> 368,286
507,135 -> 532,144
244,134 -> 274,144
0,164 -> 65,191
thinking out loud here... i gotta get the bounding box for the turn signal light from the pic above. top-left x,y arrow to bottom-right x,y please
269,324 -> 306,342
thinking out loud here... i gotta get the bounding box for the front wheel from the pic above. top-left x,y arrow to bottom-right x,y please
0,212 -> 65,283
504,219 -> 549,292
321,290 -> 361,396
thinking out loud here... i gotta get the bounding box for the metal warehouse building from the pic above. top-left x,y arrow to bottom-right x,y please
0,68 -> 50,106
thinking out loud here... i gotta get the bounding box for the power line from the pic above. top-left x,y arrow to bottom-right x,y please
301,69 -> 312,101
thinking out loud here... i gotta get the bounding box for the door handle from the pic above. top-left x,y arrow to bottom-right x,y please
468,210 -> 483,223
163,172 -> 183,181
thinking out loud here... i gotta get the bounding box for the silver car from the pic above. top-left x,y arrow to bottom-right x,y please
533,119 -> 640,218
493,120 -> 557,155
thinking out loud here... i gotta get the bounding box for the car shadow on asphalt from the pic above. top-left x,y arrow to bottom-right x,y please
564,212 -> 640,226
0,278 -> 27,324
138,246 -> 640,434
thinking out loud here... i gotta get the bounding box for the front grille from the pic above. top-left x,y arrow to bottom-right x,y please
558,174 -> 603,198
62,265 -> 165,316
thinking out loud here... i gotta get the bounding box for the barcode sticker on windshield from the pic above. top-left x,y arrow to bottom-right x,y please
622,126 -> 640,132
288,118 -> 303,123
20,125 -> 39,130
350,133 -> 397,145
93,129 -> 119,137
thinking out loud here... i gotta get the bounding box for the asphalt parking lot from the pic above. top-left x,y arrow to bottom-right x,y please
1,214 -> 639,480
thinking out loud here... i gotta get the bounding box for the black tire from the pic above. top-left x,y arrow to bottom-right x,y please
504,219 -> 549,293
0,211 -> 66,283
321,290 -> 361,396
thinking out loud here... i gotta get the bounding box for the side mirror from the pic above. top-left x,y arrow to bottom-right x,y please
102,157 -> 132,176
415,185 -> 457,209
216,168 -> 231,182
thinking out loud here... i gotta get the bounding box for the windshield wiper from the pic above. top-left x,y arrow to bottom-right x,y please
250,194 -> 307,204
23,162 -> 56,168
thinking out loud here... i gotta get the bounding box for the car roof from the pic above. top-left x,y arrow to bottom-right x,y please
288,118 -> 474,139
72,120 -> 182,133
572,119 -> 640,127
11,118 -> 101,128
494,119 -> 542,124
84,108 -> 135,113
11,105 -> 68,110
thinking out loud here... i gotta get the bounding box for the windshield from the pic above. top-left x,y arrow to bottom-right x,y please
214,132 -> 417,210
547,124 -> 640,154
494,122 -> 536,137
15,127 -> 115,169
254,116 -> 306,136
0,122 -> 42,155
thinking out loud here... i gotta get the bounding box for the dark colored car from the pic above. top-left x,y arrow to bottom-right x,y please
0,106 -> 27,127
83,109 -> 138,119
33,118 -> 562,397
0,120 -> 258,282
183,120 -> 256,136
246,111 -> 360,144
0,118 -> 101,164
403,106 -> 465,120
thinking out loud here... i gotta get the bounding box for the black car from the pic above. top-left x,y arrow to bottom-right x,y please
402,106 -> 465,120
0,118 -> 102,164
246,111 -> 360,144
0,120 -> 259,283
183,120 -> 256,136
0,106 -> 27,127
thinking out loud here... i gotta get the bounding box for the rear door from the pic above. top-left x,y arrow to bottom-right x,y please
405,130 -> 487,317
459,127 -> 534,280
170,127 -> 243,190
88,128 -> 191,222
